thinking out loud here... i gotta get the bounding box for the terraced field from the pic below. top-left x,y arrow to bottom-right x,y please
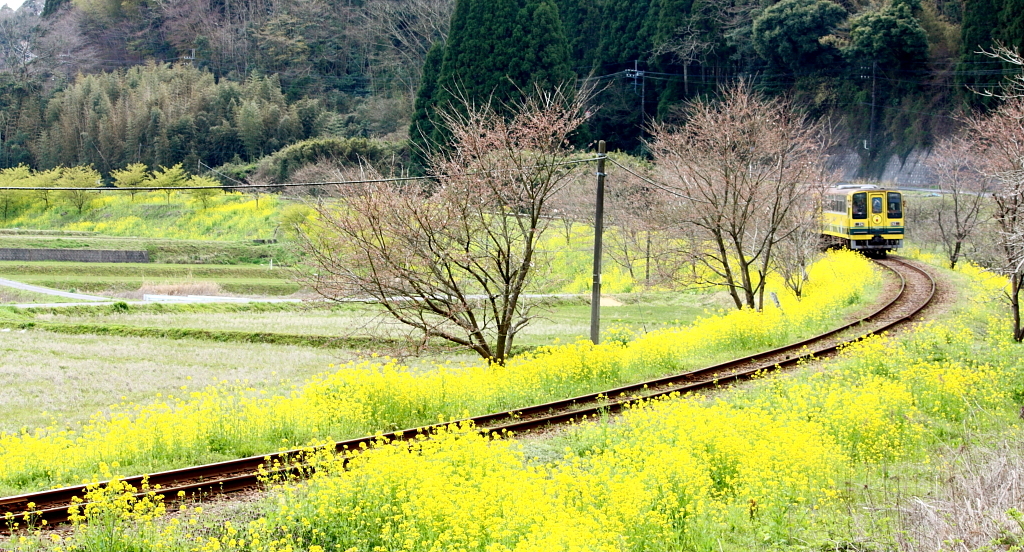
0,261 -> 299,295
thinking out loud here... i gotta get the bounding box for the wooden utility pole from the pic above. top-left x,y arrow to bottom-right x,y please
590,140 -> 607,344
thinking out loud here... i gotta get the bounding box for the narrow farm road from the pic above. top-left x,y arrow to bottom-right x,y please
0,276 -> 111,302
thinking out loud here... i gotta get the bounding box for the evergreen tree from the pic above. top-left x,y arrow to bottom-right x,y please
999,0 -> 1024,61
597,0 -> 655,65
41,0 -> 70,16
846,1 -> 928,71
555,0 -> 602,69
956,0 -> 1002,109
434,0 -> 527,106
512,0 -> 574,91
409,42 -> 445,166
752,0 -> 846,75
411,0 -> 574,154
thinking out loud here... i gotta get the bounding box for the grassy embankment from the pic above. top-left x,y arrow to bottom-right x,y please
0,233 -> 294,266
0,190 -> 298,300
1,191 -> 284,244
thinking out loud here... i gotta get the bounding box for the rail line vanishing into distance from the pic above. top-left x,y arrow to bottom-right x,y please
0,256 -> 937,530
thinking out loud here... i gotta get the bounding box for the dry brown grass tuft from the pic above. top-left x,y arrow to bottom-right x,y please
133,280 -> 225,297
895,440 -> 1024,551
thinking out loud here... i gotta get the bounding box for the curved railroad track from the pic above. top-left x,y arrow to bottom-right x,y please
0,256 -> 936,529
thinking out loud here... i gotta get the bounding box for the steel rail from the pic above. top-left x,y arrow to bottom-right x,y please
0,257 -> 935,529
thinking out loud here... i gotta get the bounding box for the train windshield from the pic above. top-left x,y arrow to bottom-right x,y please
852,193 -> 867,219
887,192 -> 902,218
872,196 -> 883,214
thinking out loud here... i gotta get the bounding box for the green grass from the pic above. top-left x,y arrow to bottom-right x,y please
1,189 -> 285,244
0,234 -> 297,265
0,286 -> 90,304
0,261 -> 299,295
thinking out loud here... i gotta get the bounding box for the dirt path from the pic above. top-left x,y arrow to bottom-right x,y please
0,277 -> 111,302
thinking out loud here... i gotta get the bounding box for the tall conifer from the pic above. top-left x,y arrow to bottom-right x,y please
957,0 -> 1002,109
999,0 -> 1024,59
555,0 -> 602,69
598,0 -> 655,65
410,0 -> 574,154
409,42 -> 445,165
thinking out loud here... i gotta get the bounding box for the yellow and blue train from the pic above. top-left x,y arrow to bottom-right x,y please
821,185 -> 904,257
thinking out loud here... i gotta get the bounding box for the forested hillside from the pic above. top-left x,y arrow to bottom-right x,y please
0,0 -> 1022,178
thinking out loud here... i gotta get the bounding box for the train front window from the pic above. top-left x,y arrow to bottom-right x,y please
887,192 -> 902,218
852,193 -> 867,219
871,196 -> 883,214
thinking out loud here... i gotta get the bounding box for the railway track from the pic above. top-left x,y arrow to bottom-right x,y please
0,256 -> 936,529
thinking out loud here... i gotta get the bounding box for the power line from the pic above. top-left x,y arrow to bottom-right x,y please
0,157 -> 603,191
605,156 -> 709,205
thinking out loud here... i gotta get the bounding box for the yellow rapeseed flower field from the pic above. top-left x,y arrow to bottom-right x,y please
22,254 -> 1024,551
0,251 -> 878,495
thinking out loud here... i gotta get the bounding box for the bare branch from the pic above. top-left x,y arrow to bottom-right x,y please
298,84 -> 591,363
648,81 -> 827,310
976,43 -> 1024,99
966,96 -> 1024,340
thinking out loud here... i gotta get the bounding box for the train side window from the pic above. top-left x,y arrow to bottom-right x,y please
827,195 -> 845,213
887,192 -> 902,218
872,196 -> 883,214
852,193 -> 866,219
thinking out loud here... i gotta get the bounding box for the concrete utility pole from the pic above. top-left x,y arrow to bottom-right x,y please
590,140 -> 607,344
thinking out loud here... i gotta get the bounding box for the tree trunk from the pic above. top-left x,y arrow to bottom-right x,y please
1014,272 -> 1024,342
714,231 -> 743,309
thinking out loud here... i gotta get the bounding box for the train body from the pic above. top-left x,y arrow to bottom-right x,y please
821,185 -> 904,256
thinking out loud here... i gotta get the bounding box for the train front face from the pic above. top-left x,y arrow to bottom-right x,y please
849,190 -> 904,253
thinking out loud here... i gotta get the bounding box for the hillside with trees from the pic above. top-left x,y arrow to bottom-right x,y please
0,0 -> 1021,179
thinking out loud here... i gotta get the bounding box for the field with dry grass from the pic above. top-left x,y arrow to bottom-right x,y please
0,330 -> 352,434
0,291 -> 737,435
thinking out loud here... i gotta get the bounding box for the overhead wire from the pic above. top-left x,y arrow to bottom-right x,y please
605,156 -> 710,204
0,156 -> 604,191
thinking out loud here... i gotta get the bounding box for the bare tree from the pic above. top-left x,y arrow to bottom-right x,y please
0,5 -> 39,79
30,8 -> 98,80
924,135 -> 993,269
773,117 -> 840,297
649,81 -> 826,310
773,192 -> 823,298
298,86 -> 589,363
978,44 -> 1024,99
549,168 -> 591,245
968,95 -> 1024,341
963,45 -> 1024,341
601,156 -> 682,287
